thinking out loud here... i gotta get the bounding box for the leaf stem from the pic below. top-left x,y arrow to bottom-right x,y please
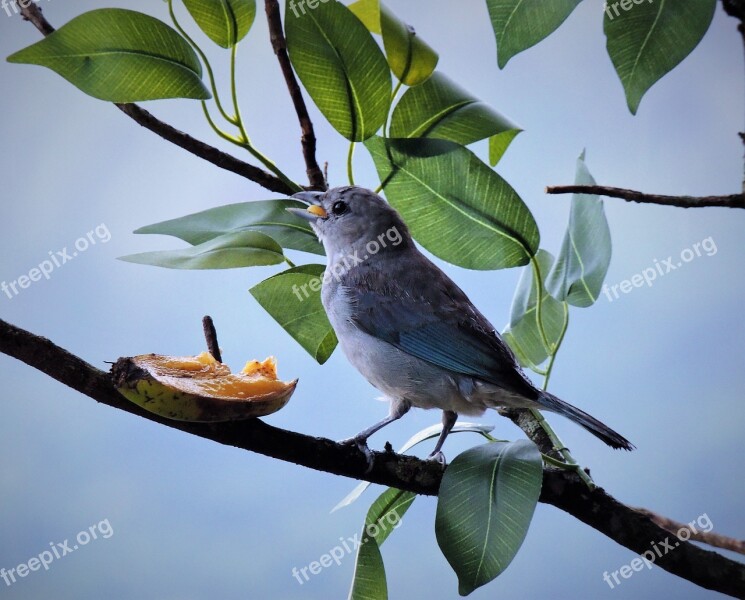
541,453 -> 574,470
227,43 -> 303,192
168,0 -> 235,124
347,141 -> 356,186
384,79 -> 404,139
542,302 -> 569,389
169,0 -> 301,193
230,42 -> 248,141
526,255 -> 593,488
529,255 -> 551,353
201,102 -> 243,144
529,408 -> 595,489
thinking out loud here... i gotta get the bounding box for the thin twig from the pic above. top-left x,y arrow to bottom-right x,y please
116,104 -> 294,194
1,317 -> 744,598
265,0 -> 327,190
545,185 -> 745,209
17,0 -> 53,34
202,316 -> 222,363
722,0 -> 745,193
16,3 -> 294,196
634,507 -> 745,556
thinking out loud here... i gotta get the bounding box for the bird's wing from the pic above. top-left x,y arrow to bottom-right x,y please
345,258 -> 539,400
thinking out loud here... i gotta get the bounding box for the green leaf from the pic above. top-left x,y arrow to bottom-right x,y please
502,250 -> 567,370
390,72 -> 520,152
349,535 -> 387,600
7,8 -> 209,102
546,151 -> 612,307
489,128 -> 521,166
250,264 -> 337,364
365,137 -> 539,270
605,0 -> 716,114
349,487 -> 415,600
134,200 -> 323,255
363,487 -> 415,546
333,423 -> 494,513
397,423 -> 496,455
119,231 -> 284,269
285,0 -> 391,141
348,0 -> 382,33
436,440 -> 542,596
349,0 -> 438,86
182,0 -> 257,48
486,0 -> 583,69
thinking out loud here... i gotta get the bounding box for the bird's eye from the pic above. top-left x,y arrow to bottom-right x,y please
331,201 -> 348,215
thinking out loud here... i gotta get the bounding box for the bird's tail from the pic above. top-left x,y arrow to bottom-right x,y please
537,392 -> 635,451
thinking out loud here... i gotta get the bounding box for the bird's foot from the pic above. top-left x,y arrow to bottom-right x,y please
427,450 -> 448,467
339,435 -> 375,474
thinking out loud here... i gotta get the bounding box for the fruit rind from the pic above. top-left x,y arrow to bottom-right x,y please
111,353 -> 296,422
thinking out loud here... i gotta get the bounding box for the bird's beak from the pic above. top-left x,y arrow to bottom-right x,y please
287,191 -> 328,220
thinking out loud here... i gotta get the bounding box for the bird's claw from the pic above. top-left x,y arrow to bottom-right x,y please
340,436 -> 375,474
427,450 -> 447,467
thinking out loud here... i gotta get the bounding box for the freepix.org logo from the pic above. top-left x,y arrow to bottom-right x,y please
602,237 -> 717,303
1,519 -> 114,588
2,224 -> 112,300
2,0 -> 53,18
292,225 -> 403,302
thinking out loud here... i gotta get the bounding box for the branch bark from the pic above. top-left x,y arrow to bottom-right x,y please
548,2 -> 745,207
722,0 -> 745,193
634,507 -> 745,556
265,0 -> 327,190
0,317 -> 743,598
17,3 -> 295,196
545,185 -> 745,209
9,2 -> 745,596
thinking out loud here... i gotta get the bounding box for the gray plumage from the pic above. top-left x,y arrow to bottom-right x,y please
288,186 -> 633,458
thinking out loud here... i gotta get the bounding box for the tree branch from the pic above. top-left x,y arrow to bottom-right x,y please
201,315 -> 222,363
545,185 -> 745,209
264,0 -> 327,190
548,1 -> 745,208
115,103 -> 294,194
16,3 -> 295,196
10,3 -> 745,596
722,0 -> 745,193
17,0 -> 53,34
634,507 -> 745,556
498,406 -> 563,460
0,317 -> 743,598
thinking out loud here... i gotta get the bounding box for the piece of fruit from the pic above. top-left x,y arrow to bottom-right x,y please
110,352 -> 297,422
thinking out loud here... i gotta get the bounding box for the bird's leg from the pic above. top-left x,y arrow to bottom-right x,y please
427,410 -> 458,465
340,399 -> 411,473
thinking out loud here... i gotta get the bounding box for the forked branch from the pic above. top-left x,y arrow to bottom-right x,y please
0,317 -> 743,598
16,2 -> 297,195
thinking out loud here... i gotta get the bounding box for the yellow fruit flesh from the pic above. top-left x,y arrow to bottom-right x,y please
136,353 -> 288,399
241,357 -> 278,379
112,352 -> 296,422
158,351 -> 228,374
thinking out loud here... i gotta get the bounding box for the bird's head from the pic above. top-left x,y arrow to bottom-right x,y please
287,186 -> 411,261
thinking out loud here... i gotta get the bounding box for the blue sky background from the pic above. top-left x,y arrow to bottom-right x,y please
0,1 -> 743,598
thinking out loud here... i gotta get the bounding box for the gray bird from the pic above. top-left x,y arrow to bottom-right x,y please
288,186 -> 633,461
